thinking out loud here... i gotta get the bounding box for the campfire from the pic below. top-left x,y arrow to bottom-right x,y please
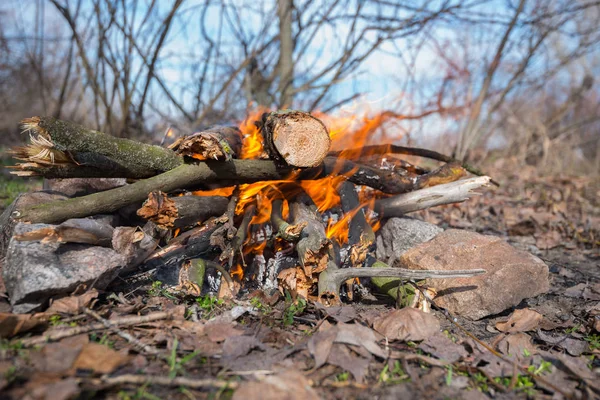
3,109 -> 491,312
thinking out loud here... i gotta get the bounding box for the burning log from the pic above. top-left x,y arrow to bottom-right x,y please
318,260 -> 486,306
260,110 -> 331,167
169,126 -> 242,161
223,204 -> 256,268
270,198 -> 306,241
13,156 -> 453,225
329,144 -> 492,180
337,181 -> 375,300
375,176 -> 492,217
137,191 -> 228,229
338,181 -> 375,247
14,117 -> 183,178
290,194 -> 332,277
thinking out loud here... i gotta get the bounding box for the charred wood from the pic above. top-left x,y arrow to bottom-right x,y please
290,194 -> 331,277
169,126 -> 242,161
329,143 -> 491,179
143,219 -> 221,270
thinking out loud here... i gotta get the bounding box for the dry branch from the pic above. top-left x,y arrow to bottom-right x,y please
13,161 -> 282,224
290,195 -> 331,277
260,110 -> 331,167
13,156 -> 459,224
318,261 -> 486,305
375,176 -> 492,217
270,198 -> 305,241
144,219 -> 221,269
91,374 -> 238,390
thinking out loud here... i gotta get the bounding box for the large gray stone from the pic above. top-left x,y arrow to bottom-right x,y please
376,217 -> 443,264
400,229 -> 550,320
4,223 -> 126,313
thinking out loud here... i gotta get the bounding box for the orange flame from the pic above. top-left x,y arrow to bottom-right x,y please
189,105 -> 410,278
239,107 -> 269,159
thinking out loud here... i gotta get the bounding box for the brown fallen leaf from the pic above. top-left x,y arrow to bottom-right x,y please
495,308 -> 543,333
232,370 -> 319,400
326,343 -> 371,383
308,321 -> 387,373
47,290 -> 99,315
418,332 -> 468,363
71,343 -> 129,374
372,308 -> 440,341
222,335 -> 266,359
313,303 -> 358,323
495,333 -> 537,361
0,312 -> 50,338
31,336 -> 89,374
535,331 -> 589,356
21,377 -> 80,400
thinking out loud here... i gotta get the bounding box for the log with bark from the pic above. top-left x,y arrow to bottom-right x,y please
136,191 -> 228,229
14,117 -> 183,177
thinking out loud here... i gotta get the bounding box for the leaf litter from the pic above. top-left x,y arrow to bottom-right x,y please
0,167 -> 598,399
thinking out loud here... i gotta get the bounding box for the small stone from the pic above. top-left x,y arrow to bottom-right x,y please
376,217 -> 443,263
400,229 -> 550,320
4,223 -> 126,313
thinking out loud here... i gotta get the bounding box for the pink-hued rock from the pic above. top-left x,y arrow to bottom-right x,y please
400,229 -> 550,320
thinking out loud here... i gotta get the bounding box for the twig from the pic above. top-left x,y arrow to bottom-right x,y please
226,204 -> 256,268
90,374 -> 238,390
83,308 -> 160,355
22,311 -> 172,346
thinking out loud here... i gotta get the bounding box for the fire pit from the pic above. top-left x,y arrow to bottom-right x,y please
2,110 -> 490,312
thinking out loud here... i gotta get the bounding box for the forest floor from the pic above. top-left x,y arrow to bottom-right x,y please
0,159 -> 598,400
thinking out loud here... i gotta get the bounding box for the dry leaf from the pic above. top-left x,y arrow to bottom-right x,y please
495,308 -> 542,333
495,333 -> 536,361
418,332 -> 468,363
0,312 -> 49,338
47,290 -> 98,315
232,370 -> 319,400
372,308 -> 440,341
308,321 -> 387,371
71,343 -> 129,374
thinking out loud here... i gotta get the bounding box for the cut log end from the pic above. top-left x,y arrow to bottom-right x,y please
263,111 -> 331,168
